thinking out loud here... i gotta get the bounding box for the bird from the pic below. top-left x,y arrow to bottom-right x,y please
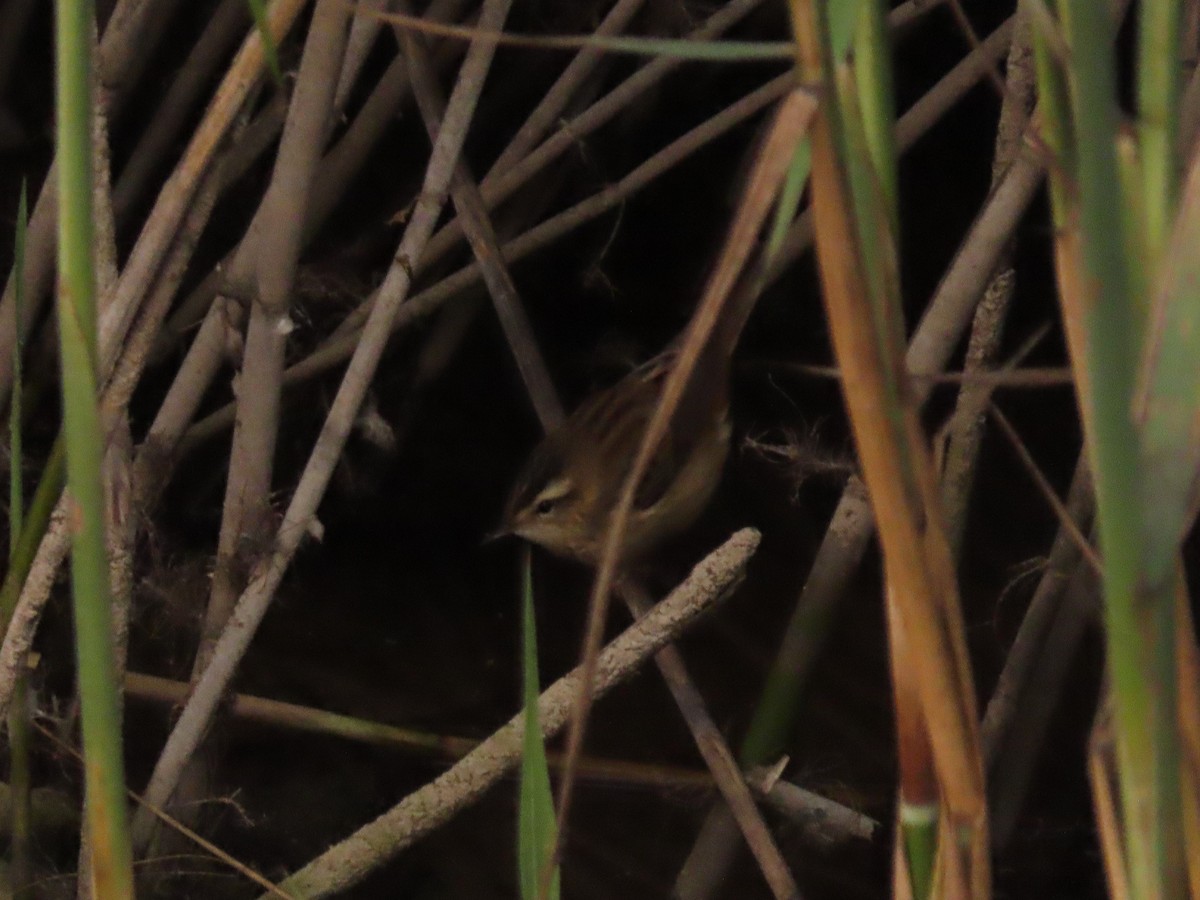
493,277 -> 756,566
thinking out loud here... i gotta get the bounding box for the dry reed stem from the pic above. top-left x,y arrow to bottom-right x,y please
91,81 -> 118,302
487,0 -> 650,175
748,767 -> 879,844
335,0 -> 388,110
792,2 -> 987,890
771,361 -> 1074,387
136,0 -> 461,514
138,75 -> 410,487
134,0 -> 621,544
906,142 -> 1044,393
158,0 -> 648,354
129,0 -> 513,847
157,0 -> 471,347
0,0 -> 305,727
92,0 -> 308,386
265,529 -> 761,899
887,591 -> 938,807
156,0 -> 472,355
147,0 -> 355,855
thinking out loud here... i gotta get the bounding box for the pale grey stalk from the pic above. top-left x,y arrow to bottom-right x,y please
91,0 -> 308,399
0,0 -> 308,731
147,0 -> 353,854
200,0 -> 351,681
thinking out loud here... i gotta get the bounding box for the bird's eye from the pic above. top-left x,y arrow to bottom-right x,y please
534,498 -> 556,516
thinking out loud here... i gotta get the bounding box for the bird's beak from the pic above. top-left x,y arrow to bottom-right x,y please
482,526 -> 510,546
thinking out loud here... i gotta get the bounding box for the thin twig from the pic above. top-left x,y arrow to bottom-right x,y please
764,361 -> 1074,387
987,403 -> 1101,574
367,4 -> 793,60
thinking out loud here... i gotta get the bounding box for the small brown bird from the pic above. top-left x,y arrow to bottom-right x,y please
494,276 -> 756,566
